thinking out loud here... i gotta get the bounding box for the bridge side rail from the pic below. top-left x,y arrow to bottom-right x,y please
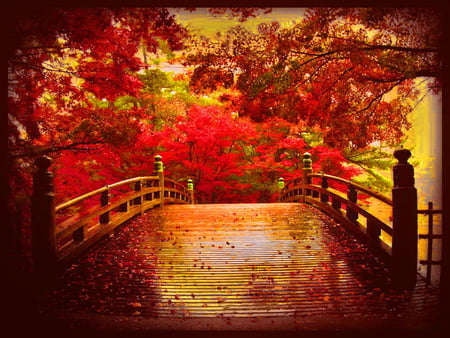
31,155 -> 195,271
282,173 -> 393,260
279,150 -> 418,290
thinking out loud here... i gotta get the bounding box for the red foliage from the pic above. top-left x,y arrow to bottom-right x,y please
151,105 -> 257,203
7,8 -> 379,274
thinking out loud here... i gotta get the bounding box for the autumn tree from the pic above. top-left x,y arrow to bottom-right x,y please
148,105 -> 256,203
183,7 -> 442,188
6,8 -> 191,275
8,8 -> 187,157
185,8 -> 441,144
7,6 -> 436,274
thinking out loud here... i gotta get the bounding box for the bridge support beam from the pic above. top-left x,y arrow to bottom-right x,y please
31,156 -> 57,282
391,148 -> 418,290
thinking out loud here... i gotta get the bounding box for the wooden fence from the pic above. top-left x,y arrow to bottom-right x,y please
418,201 -> 443,285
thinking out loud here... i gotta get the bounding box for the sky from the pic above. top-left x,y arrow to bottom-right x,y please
170,8 -> 306,37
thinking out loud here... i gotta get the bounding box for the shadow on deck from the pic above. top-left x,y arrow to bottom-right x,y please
34,203 -> 440,333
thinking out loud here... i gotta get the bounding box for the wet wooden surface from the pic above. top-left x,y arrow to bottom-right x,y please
38,203 -> 441,331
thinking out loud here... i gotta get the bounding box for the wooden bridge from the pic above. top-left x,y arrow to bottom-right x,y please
28,150 -> 443,333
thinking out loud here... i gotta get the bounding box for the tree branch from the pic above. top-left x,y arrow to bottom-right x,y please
11,141 -> 107,159
361,43 -> 440,54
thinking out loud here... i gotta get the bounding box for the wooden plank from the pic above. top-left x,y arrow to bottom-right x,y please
41,203 -> 440,330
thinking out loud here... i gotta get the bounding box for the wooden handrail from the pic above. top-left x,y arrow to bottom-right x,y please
308,173 -> 393,206
55,176 -> 159,212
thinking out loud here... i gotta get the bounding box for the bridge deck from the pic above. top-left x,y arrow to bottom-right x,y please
37,203 -> 440,332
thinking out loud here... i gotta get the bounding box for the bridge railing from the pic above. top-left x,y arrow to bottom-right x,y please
279,149 -> 419,290
31,155 -> 194,272
281,170 -> 393,258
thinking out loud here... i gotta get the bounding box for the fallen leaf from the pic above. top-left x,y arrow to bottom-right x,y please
129,302 -> 142,308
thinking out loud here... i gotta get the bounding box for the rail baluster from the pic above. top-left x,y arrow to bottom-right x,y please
367,219 -> 381,241
100,188 -> 110,224
331,198 -> 341,210
320,175 -> 329,203
119,200 -> 128,212
144,178 -> 151,201
134,180 -> 142,205
346,185 -> 358,223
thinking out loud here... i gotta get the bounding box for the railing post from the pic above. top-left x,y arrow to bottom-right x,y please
99,188 -> 109,224
346,185 -> 358,223
154,155 -> 164,206
119,200 -> 128,212
320,175 -> 329,203
31,156 -> 56,277
391,148 -> 418,290
144,178 -> 152,201
187,178 -> 195,204
278,177 -> 285,202
302,152 -> 312,202
134,180 -> 142,205
425,201 -> 434,284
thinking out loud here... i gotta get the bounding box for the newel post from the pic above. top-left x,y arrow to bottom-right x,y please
302,152 -> 313,202
187,179 -> 195,204
31,156 -> 57,276
278,177 -> 285,202
391,148 -> 418,290
154,155 -> 164,206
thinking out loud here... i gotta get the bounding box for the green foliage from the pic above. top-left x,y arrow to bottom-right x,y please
157,38 -> 176,60
353,169 -> 392,192
346,147 -> 396,192
114,96 -> 140,110
138,69 -> 171,93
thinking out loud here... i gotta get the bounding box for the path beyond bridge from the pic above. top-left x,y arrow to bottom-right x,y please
36,203 -> 439,332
